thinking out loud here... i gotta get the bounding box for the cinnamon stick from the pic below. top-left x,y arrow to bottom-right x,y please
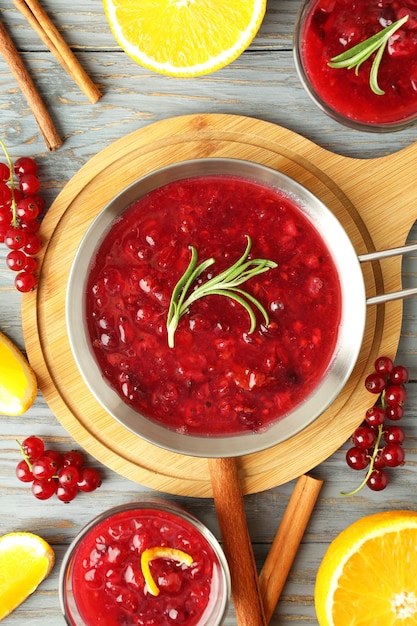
208,457 -> 267,626
259,474 -> 323,623
0,17 -> 62,151
13,0 -> 102,103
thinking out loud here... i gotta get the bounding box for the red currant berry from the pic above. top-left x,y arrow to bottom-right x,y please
384,384 -> 406,407
22,435 -> 44,460
0,207 -> 11,224
0,162 -> 10,181
0,223 -> 8,242
364,372 -> 387,394
32,455 -> 58,481
15,271 -> 36,292
19,218 -> 40,234
390,365 -> 409,385
14,156 -> 38,177
381,443 -> 405,467
58,465 -> 80,487
77,467 -> 102,492
383,425 -> 405,445
367,469 -> 389,491
44,449 -> 63,470
16,197 -> 39,221
32,478 -> 57,500
22,233 -> 41,256
352,425 -> 377,450
16,459 -> 34,482
62,450 -> 84,469
5,227 -> 27,250
30,194 -> 45,216
346,447 -> 369,470
23,256 -> 37,272
374,356 -> 394,376
56,483 -> 78,502
6,249 -> 27,271
18,173 -> 40,195
373,449 -> 386,470
365,406 -> 385,427
0,181 -> 12,204
385,405 -> 404,421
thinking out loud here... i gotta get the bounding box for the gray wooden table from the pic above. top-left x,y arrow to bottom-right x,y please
0,1 -> 416,624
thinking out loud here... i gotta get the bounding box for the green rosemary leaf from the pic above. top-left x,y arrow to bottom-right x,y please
166,235 -> 277,348
328,14 -> 409,95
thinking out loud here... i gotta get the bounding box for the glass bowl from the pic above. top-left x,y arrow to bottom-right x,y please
59,500 -> 230,626
293,0 -> 417,132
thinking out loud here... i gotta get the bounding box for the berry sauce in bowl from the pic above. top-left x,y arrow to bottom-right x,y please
66,158 -> 366,458
294,0 -> 417,131
59,501 -> 230,626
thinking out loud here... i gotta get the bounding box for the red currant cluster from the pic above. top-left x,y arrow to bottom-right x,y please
16,436 -> 102,502
0,140 -> 44,292
344,356 -> 409,494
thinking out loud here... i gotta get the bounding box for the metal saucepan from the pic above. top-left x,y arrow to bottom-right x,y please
66,157 -> 416,458
66,158 -> 416,625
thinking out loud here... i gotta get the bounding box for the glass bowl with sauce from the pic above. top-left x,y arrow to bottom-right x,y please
294,0 -> 417,131
59,500 -> 230,626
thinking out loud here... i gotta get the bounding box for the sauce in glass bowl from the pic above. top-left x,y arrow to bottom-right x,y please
59,501 -> 230,626
85,174 -> 342,438
294,0 -> 417,131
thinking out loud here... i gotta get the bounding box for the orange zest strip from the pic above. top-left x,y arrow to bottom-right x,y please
140,547 -> 194,597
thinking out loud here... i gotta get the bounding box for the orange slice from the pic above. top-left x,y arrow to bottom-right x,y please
102,0 -> 266,77
0,532 -> 55,621
0,331 -> 37,416
141,547 -> 194,596
315,510 -> 417,625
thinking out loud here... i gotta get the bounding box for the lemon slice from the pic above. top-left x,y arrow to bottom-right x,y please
0,331 -> 37,416
315,510 -> 417,625
103,0 -> 267,77
0,532 -> 55,621
141,547 -> 194,596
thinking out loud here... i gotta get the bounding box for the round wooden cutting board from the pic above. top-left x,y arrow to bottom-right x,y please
21,114 -> 417,497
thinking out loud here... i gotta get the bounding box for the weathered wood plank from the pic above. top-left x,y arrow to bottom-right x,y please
0,0 -> 417,623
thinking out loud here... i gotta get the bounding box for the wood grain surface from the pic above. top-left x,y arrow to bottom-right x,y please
0,1 -> 416,625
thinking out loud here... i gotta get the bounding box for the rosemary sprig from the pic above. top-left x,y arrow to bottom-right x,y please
166,235 -> 277,348
328,14 -> 409,95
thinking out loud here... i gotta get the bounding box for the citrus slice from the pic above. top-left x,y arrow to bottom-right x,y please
0,331 -> 37,416
0,532 -> 55,621
102,0 -> 267,77
141,547 -> 194,596
315,510 -> 417,625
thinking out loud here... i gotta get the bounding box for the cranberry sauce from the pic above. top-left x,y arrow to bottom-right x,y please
298,0 -> 417,126
69,507 -> 224,626
86,175 -> 341,436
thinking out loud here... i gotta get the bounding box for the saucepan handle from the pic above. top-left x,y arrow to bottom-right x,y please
359,242 -> 417,305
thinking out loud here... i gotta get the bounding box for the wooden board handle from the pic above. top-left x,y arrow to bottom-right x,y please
208,457 -> 267,626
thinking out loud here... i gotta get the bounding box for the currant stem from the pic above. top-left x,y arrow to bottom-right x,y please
0,139 -> 18,228
16,438 -> 33,471
341,423 -> 385,497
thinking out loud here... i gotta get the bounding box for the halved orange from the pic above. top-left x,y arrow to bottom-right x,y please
0,532 -> 55,621
103,0 -> 267,77
0,331 -> 37,416
315,510 -> 417,625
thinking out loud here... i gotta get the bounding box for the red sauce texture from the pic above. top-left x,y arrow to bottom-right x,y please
70,508 -> 222,626
299,0 -> 417,125
86,175 -> 341,436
